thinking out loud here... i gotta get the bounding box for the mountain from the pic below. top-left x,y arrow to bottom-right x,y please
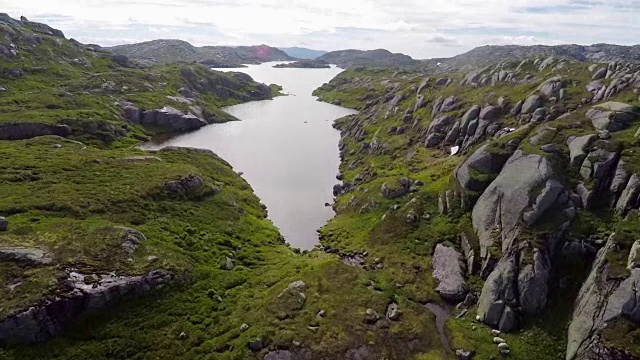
317,49 -> 418,68
421,43 -> 640,73
279,47 -> 327,59
107,40 -> 294,66
314,55 -> 640,359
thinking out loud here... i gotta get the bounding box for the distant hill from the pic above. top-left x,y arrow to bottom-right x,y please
107,40 -> 294,66
279,47 -> 327,59
273,59 -> 330,68
317,49 -> 418,68
421,43 -> 640,72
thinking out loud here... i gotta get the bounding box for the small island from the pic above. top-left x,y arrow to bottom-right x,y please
273,59 -> 331,68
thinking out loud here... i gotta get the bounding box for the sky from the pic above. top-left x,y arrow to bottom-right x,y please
4,0 -> 640,59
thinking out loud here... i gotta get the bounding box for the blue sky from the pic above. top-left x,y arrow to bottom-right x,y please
4,0 -> 639,58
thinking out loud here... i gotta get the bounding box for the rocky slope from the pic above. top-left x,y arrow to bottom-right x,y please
107,40 -> 294,67
315,54 -> 640,359
421,44 -> 640,73
317,49 -> 418,68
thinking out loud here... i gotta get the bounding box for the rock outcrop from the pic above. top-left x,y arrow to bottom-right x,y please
455,144 -> 511,192
567,235 -> 640,360
0,122 -> 71,140
0,270 -> 174,343
432,244 -> 468,302
586,102 -> 639,132
380,178 -> 411,199
472,151 -> 575,331
124,105 -> 208,133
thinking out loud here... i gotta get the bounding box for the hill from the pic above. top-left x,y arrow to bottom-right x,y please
317,49 -> 418,68
279,47 -> 327,59
107,40 -> 294,66
421,43 -> 640,73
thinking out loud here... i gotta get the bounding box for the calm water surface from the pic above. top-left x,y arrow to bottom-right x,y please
144,62 -> 356,249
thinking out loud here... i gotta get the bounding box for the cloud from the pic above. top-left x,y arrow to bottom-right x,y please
3,0 -> 639,58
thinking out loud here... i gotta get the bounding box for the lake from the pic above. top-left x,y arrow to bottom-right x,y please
143,62 -> 356,249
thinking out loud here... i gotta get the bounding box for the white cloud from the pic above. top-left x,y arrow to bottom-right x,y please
3,0 -> 639,58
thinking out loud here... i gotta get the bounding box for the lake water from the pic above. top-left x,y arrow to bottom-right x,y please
143,62 -> 356,249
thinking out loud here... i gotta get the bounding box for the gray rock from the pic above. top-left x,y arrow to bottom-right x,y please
586,102 -> 639,132
178,87 -> 195,99
586,81 -> 604,93
364,308 -> 380,324
609,160 -> 630,195
521,179 -> 564,226
521,95 -> 543,114
119,227 -> 147,254
221,256 -> 234,270
248,338 -> 264,351
511,100 -> 523,116
0,216 -> 6,231
456,349 -> 473,360
483,300 -> 506,327
538,78 -> 562,97
455,144 -> 510,192
432,244 -> 468,302
616,174 -> 640,214
427,115 -> 454,135
499,305 -> 517,332
386,303 -> 401,321
0,123 -> 72,141
472,151 -> 557,259
0,247 -> 52,265
440,96 -> 459,113
460,233 -> 476,275
0,270 -> 173,343
277,281 -> 307,311
531,107 -> 546,122
628,241 -> 640,270
461,105 -> 481,130
141,106 -> 208,133
567,236 -> 640,360
567,134 -> 597,167
479,106 -> 500,121
380,178 -> 411,199
163,174 -> 206,195
541,144 -> 559,153
435,77 -> 449,86
592,68 -> 607,80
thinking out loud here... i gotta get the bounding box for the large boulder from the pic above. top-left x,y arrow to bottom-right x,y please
472,151 -> 564,259
380,178 -> 411,199
432,244 -> 468,302
163,174 -> 206,195
521,95 -> 543,114
567,135 -> 597,167
616,174 -> 640,215
275,281 -> 307,312
455,144 -> 510,192
141,106 -> 208,133
567,235 -> 640,360
586,102 -> 640,132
